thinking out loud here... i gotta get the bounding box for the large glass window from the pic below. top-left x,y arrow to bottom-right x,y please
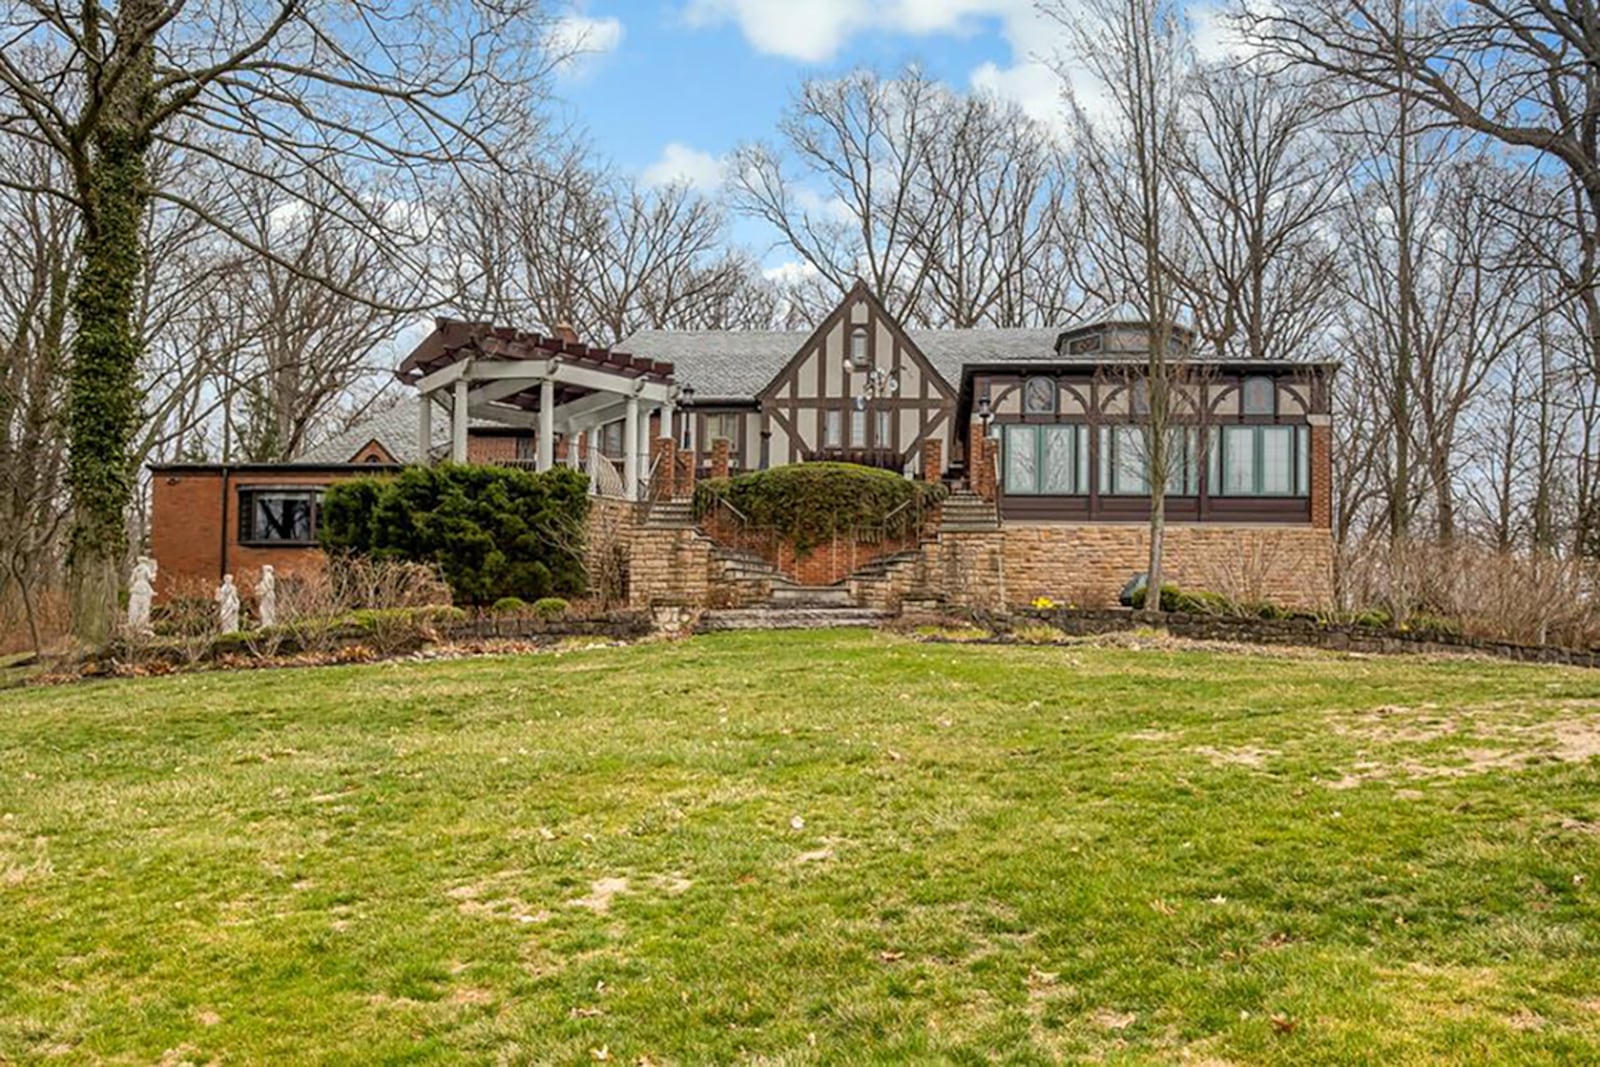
1099,426 -> 1200,495
238,488 -> 321,545
1004,424 -> 1088,494
1211,424 -> 1309,496
824,409 -> 842,448
875,409 -> 892,448
850,408 -> 867,447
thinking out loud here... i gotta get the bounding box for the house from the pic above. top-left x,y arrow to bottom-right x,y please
148,282 -> 1336,611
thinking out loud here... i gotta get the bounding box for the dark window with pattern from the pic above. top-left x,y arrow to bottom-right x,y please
238,488 -> 322,545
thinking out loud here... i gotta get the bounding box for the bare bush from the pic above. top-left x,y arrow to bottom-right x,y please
1337,539 -> 1600,647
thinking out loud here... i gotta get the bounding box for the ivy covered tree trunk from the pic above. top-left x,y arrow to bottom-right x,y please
67,2 -> 158,645
68,129 -> 150,644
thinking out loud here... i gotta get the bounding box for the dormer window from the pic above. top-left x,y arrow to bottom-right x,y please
848,327 -> 868,367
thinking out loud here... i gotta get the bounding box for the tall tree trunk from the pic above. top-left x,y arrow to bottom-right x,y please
67,27 -> 155,644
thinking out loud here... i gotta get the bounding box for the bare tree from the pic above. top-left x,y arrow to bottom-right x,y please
448,147 -> 764,344
0,1 -> 558,642
1047,0 -> 1194,601
1174,63 -> 1343,362
731,69 -> 1074,327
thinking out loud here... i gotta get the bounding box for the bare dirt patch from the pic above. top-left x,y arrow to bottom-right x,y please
447,872 -> 548,924
568,877 -> 630,913
1190,745 -> 1278,769
1326,704 -> 1600,788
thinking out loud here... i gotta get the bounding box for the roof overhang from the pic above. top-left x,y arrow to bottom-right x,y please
397,319 -> 680,425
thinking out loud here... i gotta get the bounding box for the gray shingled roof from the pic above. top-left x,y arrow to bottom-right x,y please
618,330 -> 805,401
294,397 -> 513,464
621,326 -> 1067,401
908,328 -> 1066,385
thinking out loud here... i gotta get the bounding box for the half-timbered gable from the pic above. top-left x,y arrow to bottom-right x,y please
757,282 -> 957,470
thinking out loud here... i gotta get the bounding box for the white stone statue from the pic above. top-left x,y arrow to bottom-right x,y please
215,574 -> 241,634
257,565 -> 277,628
126,556 -> 157,634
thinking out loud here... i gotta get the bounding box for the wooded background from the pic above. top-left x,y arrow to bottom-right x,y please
3,0 -> 1597,646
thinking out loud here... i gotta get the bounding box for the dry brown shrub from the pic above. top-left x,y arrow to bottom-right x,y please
1337,538 -> 1600,648
0,583 -> 67,656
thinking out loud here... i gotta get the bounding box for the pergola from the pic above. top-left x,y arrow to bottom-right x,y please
396,319 -> 679,500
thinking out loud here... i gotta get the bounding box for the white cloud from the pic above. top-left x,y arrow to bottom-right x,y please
683,0 -> 1015,64
970,59 -> 1066,133
548,12 -> 625,78
1190,3 -> 1257,64
640,142 -> 727,191
793,185 -> 854,223
762,259 -> 820,284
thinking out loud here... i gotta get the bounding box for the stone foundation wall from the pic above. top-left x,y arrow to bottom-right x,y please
619,504 -> 1334,615
992,523 -> 1335,610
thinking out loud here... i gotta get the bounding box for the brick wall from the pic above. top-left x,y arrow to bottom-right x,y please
466,434 -> 527,464
150,468 -> 380,598
1310,424 -> 1332,530
970,429 -> 997,500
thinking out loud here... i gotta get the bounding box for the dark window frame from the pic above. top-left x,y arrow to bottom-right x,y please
237,486 -> 324,547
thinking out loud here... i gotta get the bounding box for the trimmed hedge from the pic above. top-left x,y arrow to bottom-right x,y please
693,462 -> 947,553
319,464 -> 590,605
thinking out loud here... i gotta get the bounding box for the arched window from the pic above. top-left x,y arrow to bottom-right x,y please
1023,376 -> 1056,415
1242,375 -> 1275,416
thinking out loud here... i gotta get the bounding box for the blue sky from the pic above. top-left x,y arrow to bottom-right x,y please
546,1 -> 1085,264
544,1 -> 1238,267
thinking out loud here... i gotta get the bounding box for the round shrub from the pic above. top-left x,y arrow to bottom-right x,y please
693,462 -> 946,553
493,597 -> 528,616
533,597 -> 569,619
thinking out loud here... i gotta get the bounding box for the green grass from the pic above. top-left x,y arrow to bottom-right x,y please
2,632 -> 1599,1064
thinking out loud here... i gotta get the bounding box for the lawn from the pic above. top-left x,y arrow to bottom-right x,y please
2,631 -> 1599,1064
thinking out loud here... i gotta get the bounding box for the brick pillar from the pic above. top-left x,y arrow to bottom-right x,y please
710,438 -> 731,480
1310,423 -> 1332,529
970,429 -> 997,501
921,438 -> 943,483
649,437 -> 676,501
674,447 -> 696,499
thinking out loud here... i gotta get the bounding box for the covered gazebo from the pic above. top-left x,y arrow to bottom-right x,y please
396,319 -> 680,500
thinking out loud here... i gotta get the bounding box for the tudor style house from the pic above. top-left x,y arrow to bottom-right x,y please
148,281 -> 1336,612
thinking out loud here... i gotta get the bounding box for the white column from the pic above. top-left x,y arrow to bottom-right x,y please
662,402 -> 677,447
623,396 -> 640,499
417,390 -> 433,464
451,378 -> 469,463
537,378 -> 555,471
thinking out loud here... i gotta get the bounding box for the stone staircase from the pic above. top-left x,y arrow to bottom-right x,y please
939,490 -> 1000,531
644,498 -> 696,528
696,605 -> 890,631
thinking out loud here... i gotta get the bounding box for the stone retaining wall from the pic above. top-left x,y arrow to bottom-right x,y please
985,607 -> 1600,669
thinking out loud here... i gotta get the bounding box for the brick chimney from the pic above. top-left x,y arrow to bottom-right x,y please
553,322 -> 580,344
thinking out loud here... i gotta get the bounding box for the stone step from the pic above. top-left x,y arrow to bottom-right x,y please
696,607 -> 890,632
644,501 -> 698,528
770,585 -> 855,608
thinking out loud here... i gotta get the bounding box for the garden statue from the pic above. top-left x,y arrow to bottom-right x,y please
257,565 -> 277,628
126,556 -> 157,634
215,574 -> 241,634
